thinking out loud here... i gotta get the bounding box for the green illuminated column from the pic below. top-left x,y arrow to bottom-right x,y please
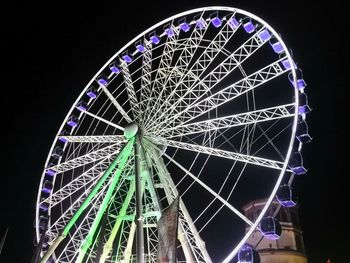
75,138 -> 135,263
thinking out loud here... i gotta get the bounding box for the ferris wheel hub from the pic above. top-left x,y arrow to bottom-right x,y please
124,122 -> 139,139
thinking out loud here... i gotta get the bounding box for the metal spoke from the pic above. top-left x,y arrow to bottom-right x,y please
41,156 -> 113,208
121,62 -> 140,120
139,41 -> 153,119
143,24 -> 181,124
150,138 -> 286,171
99,85 -> 132,123
80,109 -> 125,131
156,103 -> 295,138
58,135 -> 125,144
47,143 -> 122,174
160,148 -> 253,227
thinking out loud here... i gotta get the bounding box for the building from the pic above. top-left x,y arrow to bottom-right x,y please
243,199 -> 307,263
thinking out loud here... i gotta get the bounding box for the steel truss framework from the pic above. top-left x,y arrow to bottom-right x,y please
34,6 -> 308,263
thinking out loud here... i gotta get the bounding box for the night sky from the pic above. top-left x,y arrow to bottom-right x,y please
1,1 -> 348,262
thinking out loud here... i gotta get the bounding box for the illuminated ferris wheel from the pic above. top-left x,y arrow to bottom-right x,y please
34,6 -> 311,263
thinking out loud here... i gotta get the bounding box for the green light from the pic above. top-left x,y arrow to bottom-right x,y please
63,138 -> 134,236
75,138 -> 135,263
99,179 -> 137,263
39,138 -> 135,263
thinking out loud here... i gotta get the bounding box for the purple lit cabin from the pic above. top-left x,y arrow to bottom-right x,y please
67,115 -> 79,127
282,58 -> 297,70
42,236 -> 50,249
45,163 -> 56,176
296,120 -> 312,143
298,93 -> 311,114
86,86 -> 98,99
51,146 -> 63,159
45,168 -> 56,177
243,21 -> 255,33
39,202 -> 49,212
77,101 -> 88,112
258,29 -> 271,42
136,43 -> 145,53
196,18 -> 207,29
211,16 -> 222,28
39,215 -> 48,230
150,34 -> 160,45
289,72 -> 307,90
291,79 -> 307,90
260,217 -> 282,240
42,180 -> 53,194
270,39 -> 284,54
238,244 -> 258,263
165,26 -> 175,37
238,244 -> 253,263
97,76 -> 108,87
58,130 -> 70,143
289,152 -> 307,175
228,17 -> 239,30
276,185 -> 297,207
109,61 -> 120,74
122,53 -> 132,63
179,22 -> 190,32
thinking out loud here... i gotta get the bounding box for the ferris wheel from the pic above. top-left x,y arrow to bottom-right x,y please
34,6 -> 311,263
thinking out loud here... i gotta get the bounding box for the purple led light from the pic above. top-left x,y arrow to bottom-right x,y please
42,188 -> 51,194
165,27 -> 175,37
77,105 -> 87,112
260,217 -> 281,240
180,22 -> 190,32
298,105 -> 311,115
271,41 -> 284,53
289,78 -> 307,90
39,203 -> 49,211
211,17 -> 222,28
42,182 -> 53,194
280,200 -> 297,208
67,120 -> 78,127
276,185 -> 297,207
238,244 -> 253,263
67,116 -> 79,127
77,101 -> 88,112
281,59 -> 297,70
58,136 -> 68,143
243,21 -> 255,33
258,29 -> 271,41
136,44 -> 145,53
291,166 -> 307,175
228,17 -> 239,30
87,90 -> 97,99
122,54 -> 132,63
109,63 -> 120,73
45,169 -> 56,176
150,35 -> 160,45
51,147 -> 63,159
97,77 -> 108,87
297,79 -> 306,89
196,18 -> 206,29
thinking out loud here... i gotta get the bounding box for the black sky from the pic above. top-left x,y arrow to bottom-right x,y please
1,1 -> 348,262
